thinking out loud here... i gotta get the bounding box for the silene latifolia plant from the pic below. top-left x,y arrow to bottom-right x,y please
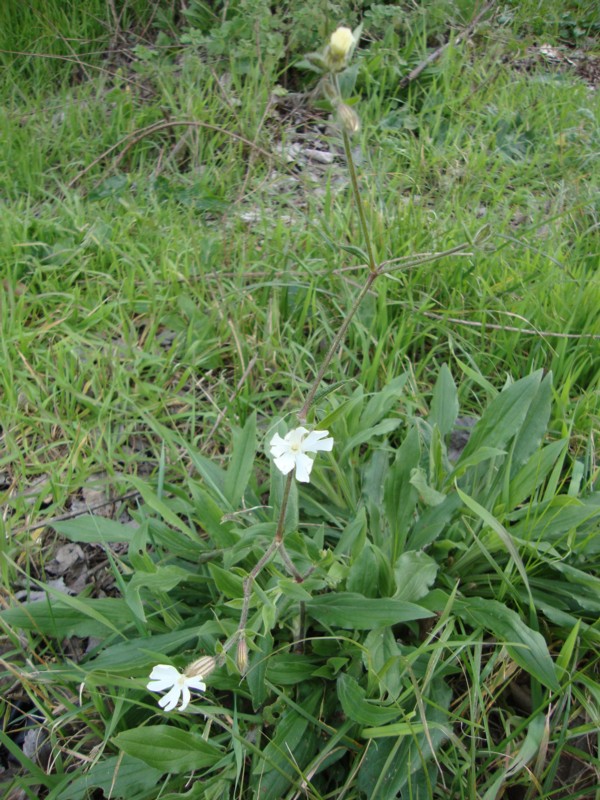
10,23 -> 599,800
145,23 -> 469,714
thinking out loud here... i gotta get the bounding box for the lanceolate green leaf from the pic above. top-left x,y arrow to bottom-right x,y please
307,592 -> 433,630
457,371 -> 543,464
509,371 -> 552,474
455,597 -> 559,691
430,363 -> 458,438
114,726 -> 222,773
224,411 -> 257,507
55,755 -> 163,800
53,515 -> 139,544
384,426 -> 420,561
0,598 -> 134,639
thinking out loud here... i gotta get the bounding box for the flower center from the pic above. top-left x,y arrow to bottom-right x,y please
290,442 -> 301,452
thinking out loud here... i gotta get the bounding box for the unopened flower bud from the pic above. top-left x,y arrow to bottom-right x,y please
337,103 -> 360,134
329,27 -> 354,59
184,655 -> 217,680
236,636 -> 249,675
326,26 -> 356,72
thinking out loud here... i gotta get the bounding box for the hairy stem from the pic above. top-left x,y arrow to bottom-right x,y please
341,129 -> 377,274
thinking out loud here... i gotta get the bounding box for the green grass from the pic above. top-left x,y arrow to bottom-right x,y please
1,1 -> 599,798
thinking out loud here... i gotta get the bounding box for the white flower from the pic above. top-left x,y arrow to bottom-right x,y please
147,664 -> 206,712
329,27 -> 355,59
269,427 -> 334,483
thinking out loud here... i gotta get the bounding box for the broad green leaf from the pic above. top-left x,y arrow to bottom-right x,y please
457,371 -> 543,464
55,755 -> 163,800
83,629 -> 201,672
408,493 -> 462,549
337,673 -> 402,726
114,726 -> 222,773
409,467 -> 446,507
341,417 -> 402,459
252,689 -> 320,800
347,541 -> 379,596
556,620 -> 581,679
186,447 -> 227,499
393,551 -> 438,602
509,372 -> 552,474
357,679 -> 451,797
384,426 -> 420,560
208,562 -> 244,599
269,460 -> 298,535
53,516 -> 139,544
507,439 -> 568,509
482,714 -> 546,800
510,493 -> 600,545
224,411 -> 257,507
307,592 -> 433,630
363,627 -> 403,699
430,364 -> 458,437
266,654 -> 319,684
146,518 -> 207,560
0,598 -> 134,639
335,506 -> 367,556
455,597 -> 559,691
125,565 -> 192,622
449,446 -> 507,479
360,374 -> 408,429
246,631 -> 273,709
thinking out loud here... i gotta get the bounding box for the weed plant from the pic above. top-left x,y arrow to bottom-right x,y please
1,2 -> 599,799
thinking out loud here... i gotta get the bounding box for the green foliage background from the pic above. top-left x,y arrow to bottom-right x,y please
0,1 -> 599,798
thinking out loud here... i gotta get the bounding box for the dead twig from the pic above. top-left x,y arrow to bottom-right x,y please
420,310 -> 600,340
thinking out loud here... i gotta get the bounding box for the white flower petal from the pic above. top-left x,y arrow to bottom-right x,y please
179,685 -> 192,711
147,677 -> 174,691
274,452 -> 296,475
286,427 -> 308,446
302,430 -> 334,453
149,664 -> 180,681
269,432 -> 288,458
185,676 -> 207,692
158,685 -> 181,712
147,665 -> 180,691
294,452 -> 314,483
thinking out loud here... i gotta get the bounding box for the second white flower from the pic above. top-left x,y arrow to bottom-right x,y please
269,427 -> 334,483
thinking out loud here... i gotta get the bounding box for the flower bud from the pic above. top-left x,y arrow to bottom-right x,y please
329,27 -> 354,59
184,655 -> 217,680
326,26 -> 356,72
337,103 -> 360,134
236,636 -> 249,675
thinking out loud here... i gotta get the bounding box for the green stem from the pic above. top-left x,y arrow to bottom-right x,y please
341,129 -> 377,274
224,473 -> 294,652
